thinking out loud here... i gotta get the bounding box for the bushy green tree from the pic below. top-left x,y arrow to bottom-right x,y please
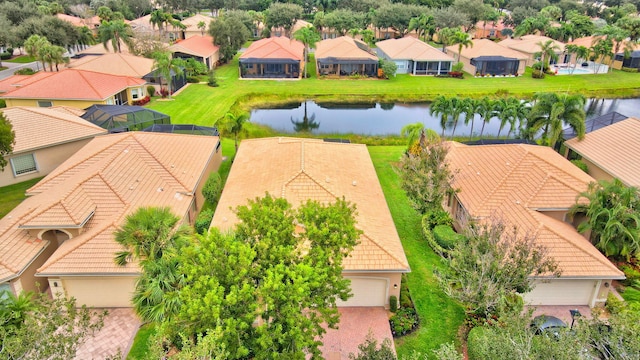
209,13 -> 250,63
202,172 -> 222,205
171,194 -> 361,359
348,331 -> 396,360
0,111 -> 15,172
395,136 -> 453,214
569,179 -> 640,260
437,221 -> 560,319
265,3 -> 303,37
0,291 -> 106,359
379,59 -> 397,79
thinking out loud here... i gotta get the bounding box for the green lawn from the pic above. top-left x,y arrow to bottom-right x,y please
147,55 -> 640,127
126,323 -> 156,360
0,177 -> 42,218
368,146 -> 465,357
6,55 -> 36,63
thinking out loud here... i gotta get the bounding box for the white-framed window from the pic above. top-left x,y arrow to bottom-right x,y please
106,98 -> 114,105
131,88 -> 140,99
10,153 -> 38,177
37,100 -> 53,107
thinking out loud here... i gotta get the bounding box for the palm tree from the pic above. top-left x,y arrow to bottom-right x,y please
569,179 -> 640,260
401,122 -> 425,151
450,30 -> 473,63
590,38 -> 613,74
536,39 -> 561,70
461,97 -> 480,139
449,97 -> 465,138
150,9 -> 168,36
24,34 -> 50,71
291,101 -> 319,132
437,27 -> 457,52
152,51 -> 185,98
293,25 -> 321,78
50,45 -> 68,71
75,26 -> 96,51
99,19 -> 135,53
114,207 -> 192,322
527,92 -> 586,147
224,111 -> 250,153
595,25 -> 633,72
477,97 -> 496,139
37,44 -> 55,72
197,20 -> 206,36
430,95 -> 453,137
408,14 -> 435,42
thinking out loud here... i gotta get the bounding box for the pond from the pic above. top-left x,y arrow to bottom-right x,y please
249,98 -> 640,137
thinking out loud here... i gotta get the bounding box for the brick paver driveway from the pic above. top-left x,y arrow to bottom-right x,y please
319,307 -> 394,359
75,308 -> 141,359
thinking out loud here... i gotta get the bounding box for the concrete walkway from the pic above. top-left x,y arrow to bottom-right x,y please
74,308 -> 141,359
319,307 -> 394,359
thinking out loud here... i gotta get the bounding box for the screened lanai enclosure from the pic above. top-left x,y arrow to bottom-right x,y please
316,58 -> 378,77
470,56 -> 520,76
82,105 -> 170,133
239,59 -> 301,79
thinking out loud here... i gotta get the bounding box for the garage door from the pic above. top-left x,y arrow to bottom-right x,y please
337,277 -> 387,307
523,280 -> 597,306
62,277 -> 136,307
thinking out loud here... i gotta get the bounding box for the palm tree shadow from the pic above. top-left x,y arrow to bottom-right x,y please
291,101 -> 320,133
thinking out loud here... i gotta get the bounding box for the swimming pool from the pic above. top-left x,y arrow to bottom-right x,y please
554,67 -> 592,75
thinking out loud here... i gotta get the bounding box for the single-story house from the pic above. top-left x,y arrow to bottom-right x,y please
239,37 -> 304,79
497,35 -> 567,67
76,39 -> 137,56
180,13 -> 214,39
169,35 -> 220,70
66,52 -> 185,95
0,106 -> 107,187
564,117 -> 640,188
129,13 -> 181,40
0,69 -> 146,108
473,20 -> 512,40
316,36 -> 379,77
446,39 -> 527,76
0,132 -> 222,306
376,36 -> 454,75
55,13 -> 100,34
210,137 -> 410,308
446,142 -> 624,306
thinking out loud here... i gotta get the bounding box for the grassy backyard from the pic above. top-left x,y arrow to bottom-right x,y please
0,177 -> 42,218
147,55 -> 640,127
5,55 -> 36,63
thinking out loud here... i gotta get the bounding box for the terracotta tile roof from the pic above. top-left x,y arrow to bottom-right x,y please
447,142 -> 623,278
474,19 -> 510,31
376,37 -> 455,62
446,38 -> 528,60
0,69 -> 145,101
240,37 -> 304,61
49,106 -> 86,117
169,35 -> 219,58
316,36 -> 378,61
0,106 -> 106,154
78,40 -> 137,55
568,36 -> 596,48
498,35 -> 565,54
211,137 -> 410,272
564,118 -> 640,188
180,14 -> 213,32
56,13 -> 100,28
67,53 -> 154,77
0,74 -> 48,94
0,132 -> 220,280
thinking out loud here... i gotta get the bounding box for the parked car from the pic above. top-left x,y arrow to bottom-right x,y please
530,315 -> 568,337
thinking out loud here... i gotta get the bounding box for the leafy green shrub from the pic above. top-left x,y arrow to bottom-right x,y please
379,59 -> 397,79
433,225 -> 465,250
621,264 -> 640,286
146,85 -> 156,97
622,67 -> 639,73
207,70 -> 218,87
0,52 -> 11,60
0,99 -> 5,108
466,326 -> 486,360
605,292 -> 626,315
452,62 -> 464,72
202,172 -> 222,205
389,295 -> 398,312
400,274 -> 414,309
14,68 -> 35,75
194,208 -> 214,234
186,76 -> 199,83
423,209 -> 453,230
532,69 -> 545,79
389,307 -> 419,337
6,48 -> 13,55
570,159 -> 589,173
422,219 -> 447,254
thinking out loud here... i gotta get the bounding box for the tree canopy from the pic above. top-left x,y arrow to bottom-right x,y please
0,111 -> 15,172
209,13 -> 250,63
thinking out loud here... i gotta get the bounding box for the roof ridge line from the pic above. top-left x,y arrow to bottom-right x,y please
476,147 -> 526,212
130,134 -> 190,190
76,69 -> 104,99
525,146 -> 593,193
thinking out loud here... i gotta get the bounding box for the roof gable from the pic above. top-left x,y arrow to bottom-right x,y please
316,36 -> 378,61
240,37 -> 304,61
498,35 -> 565,54
169,35 -> 219,58
376,37 -> 454,61
67,53 -> 154,77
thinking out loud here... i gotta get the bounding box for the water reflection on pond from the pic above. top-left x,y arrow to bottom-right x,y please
250,98 -> 640,137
